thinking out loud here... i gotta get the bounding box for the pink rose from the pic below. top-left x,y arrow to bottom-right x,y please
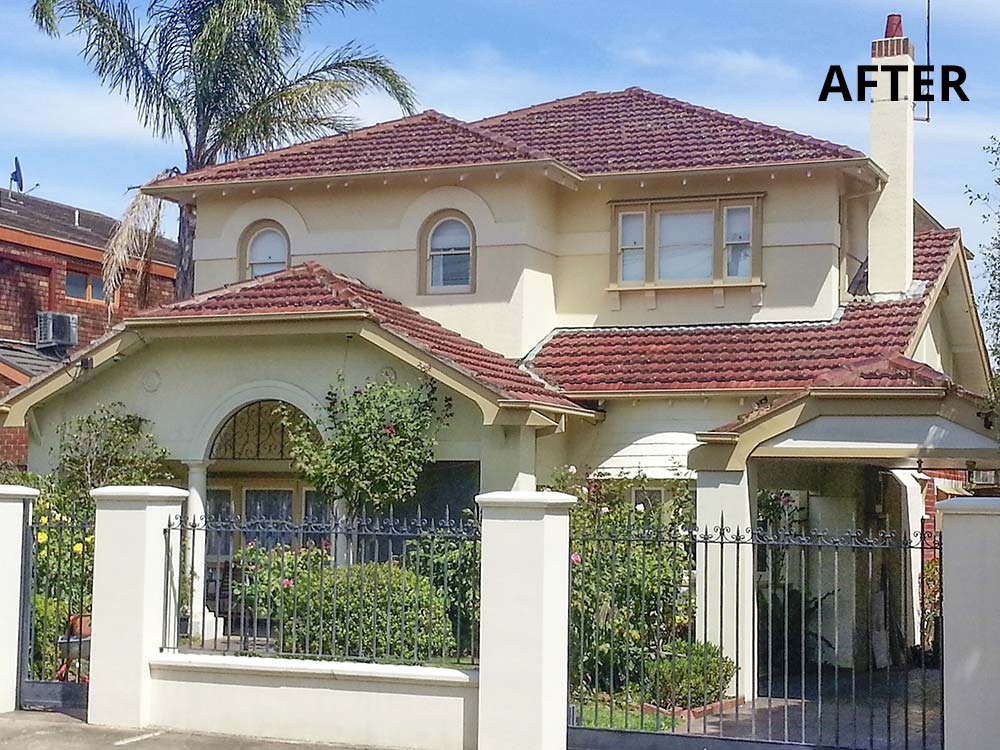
385,423 -> 396,435
282,578 -> 294,588
570,552 -> 582,565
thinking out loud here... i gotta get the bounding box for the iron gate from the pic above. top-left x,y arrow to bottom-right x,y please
17,508 -> 93,711
567,514 -> 942,750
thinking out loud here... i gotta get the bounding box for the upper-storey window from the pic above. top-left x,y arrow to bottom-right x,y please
66,269 -> 105,303
420,210 -> 476,294
246,225 -> 290,278
612,195 -> 762,286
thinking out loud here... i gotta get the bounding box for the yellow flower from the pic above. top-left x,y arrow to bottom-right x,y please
72,543 -> 83,554
40,516 -> 48,525
38,549 -> 47,560
37,531 -> 48,544
85,535 -> 94,545
52,512 -> 62,521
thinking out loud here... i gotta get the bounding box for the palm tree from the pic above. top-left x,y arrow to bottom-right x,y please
31,0 -> 415,300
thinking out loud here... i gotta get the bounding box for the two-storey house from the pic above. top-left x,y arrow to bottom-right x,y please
0,189 -> 176,465
4,13 -> 995,686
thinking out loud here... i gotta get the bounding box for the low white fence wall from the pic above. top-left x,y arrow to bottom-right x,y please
0,485 -> 571,750
147,654 -> 478,750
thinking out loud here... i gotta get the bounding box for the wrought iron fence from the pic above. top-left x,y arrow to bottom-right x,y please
568,515 -> 943,750
162,512 -> 481,666
20,513 -> 94,708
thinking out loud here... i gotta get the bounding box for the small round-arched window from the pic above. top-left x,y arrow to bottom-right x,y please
427,217 -> 473,292
246,226 -> 289,278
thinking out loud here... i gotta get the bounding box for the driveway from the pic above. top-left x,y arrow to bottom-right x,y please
0,711 -> 363,749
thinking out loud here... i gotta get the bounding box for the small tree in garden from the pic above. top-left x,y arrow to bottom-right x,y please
282,375 -> 453,517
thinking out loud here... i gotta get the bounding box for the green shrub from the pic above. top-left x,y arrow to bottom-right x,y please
30,595 -> 70,681
231,544 -> 456,662
644,639 -> 736,709
406,527 -> 481,658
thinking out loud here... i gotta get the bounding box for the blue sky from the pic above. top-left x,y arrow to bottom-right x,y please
1,0 -> 997,287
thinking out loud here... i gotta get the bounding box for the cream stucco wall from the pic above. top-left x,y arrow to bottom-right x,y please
189,168 -> 851,359
25,333 -> 526,488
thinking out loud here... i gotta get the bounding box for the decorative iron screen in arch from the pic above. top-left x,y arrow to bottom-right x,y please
209,400 -> 317,460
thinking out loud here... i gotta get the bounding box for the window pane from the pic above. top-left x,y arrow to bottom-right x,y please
431,253 -> 471,288
249,228 -> 288,264
621,247 -> 645,282
250,262 -> 287,279
206,489 -> 233,557
660,243 -> 713,279
658,211 -> 714,280
727,243 -> 752,278
304,490 -> 334,522
661,211 -> 714,244
430,219 -> 471,252
66,271 -> 87,299
244,489 -> 293,548
725,207 -> 752,243
619,213 -> 644,248
90,275 -> 105,301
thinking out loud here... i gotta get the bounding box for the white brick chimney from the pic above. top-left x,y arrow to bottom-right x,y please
868,13 -> 915,297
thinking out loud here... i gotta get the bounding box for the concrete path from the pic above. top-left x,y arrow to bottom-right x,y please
0,711 -> 362,749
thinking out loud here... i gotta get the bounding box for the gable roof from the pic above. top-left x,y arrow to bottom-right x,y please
148,88 -> 864,190
135,263 -> 580,410
524,229 -> 962,394
0,188 -> 178,265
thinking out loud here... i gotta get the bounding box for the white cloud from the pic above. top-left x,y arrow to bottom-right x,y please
692,49 -> 801,83
0,69 -> 167,144
346,42 -> 591,126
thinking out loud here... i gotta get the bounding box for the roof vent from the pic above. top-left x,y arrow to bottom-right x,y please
36,311 -> 78,349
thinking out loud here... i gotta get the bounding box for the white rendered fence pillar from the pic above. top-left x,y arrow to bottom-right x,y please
475,490 -> 575,750
0,485 -> 38,713
695,469 -> 756,702
88,486 -> 187,729
938,497 -> 1000,749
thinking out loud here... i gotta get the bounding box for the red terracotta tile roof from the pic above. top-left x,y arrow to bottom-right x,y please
132,263 -> 578,410
151,111 -> 548,187
525,230 -> 961,393
150,88 -> 863,188
711,355 -> 982,435
475,88 -> 863,174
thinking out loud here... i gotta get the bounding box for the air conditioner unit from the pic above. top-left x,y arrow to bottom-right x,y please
36,311 -> 79,349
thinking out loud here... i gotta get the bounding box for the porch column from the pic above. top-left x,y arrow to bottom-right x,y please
938,497 -> 1000,749
695,468 -> 757,702
183,461 -> 209,624
0,485 -> 38,713
88,486 -> 187,729
476,491 -> 574,750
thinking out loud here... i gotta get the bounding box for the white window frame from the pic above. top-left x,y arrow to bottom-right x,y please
617,211 -> 647,286
723,205 -> 753,280
654,208 -> 715,282
427,217 -> 473,294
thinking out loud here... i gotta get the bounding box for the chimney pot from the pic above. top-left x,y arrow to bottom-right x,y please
884,13 -> 903,38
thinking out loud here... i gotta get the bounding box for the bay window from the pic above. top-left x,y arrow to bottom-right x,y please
611,195 -> 762,287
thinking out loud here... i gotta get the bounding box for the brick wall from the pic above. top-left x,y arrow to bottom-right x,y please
0,239 -> 175,467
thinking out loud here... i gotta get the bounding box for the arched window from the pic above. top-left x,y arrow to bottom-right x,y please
244,224 -> 289,279
422,212 -> 475,293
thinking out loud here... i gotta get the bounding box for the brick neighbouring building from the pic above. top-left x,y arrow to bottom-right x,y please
0,188 -> 176,466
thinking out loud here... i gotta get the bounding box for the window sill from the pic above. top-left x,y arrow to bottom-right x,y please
607,280 -> 765,311
607,280 -> 765,292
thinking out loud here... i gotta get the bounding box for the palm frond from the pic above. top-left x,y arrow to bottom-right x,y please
103,176 -> 169,319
